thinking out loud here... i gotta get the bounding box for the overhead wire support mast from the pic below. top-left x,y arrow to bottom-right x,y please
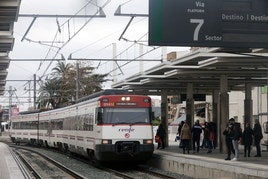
114,5 -> 148,17
114,5 -> 148,41
11,58 -> 64,61
68,57 -> 162,62
19,8 -> 106,42
18,13 -> 106,18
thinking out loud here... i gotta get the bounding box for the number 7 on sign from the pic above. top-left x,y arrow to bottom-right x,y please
190,19 -> 204,41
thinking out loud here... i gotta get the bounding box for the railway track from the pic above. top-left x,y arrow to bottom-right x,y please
100,165 -> 178,179
9,144 -> 186,179
11,146 -> 85,179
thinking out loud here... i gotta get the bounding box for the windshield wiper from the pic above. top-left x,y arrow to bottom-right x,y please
112,122 -> 128,126
130,122 -> 147,125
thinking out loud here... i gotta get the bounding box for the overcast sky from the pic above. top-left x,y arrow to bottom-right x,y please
5,0 -> 189,111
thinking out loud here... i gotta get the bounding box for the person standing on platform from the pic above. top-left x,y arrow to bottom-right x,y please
191,120 -> 202,153
223,118 -> 235,160
207,123 -> 215,154
201,122 -> 210,149
231,121 -> 242,161
156,123 -> 166,149
176,121 -> 185,148
253,119 -> 263,157
180,121 -> 191,154
242,122 -> 253,157
177,121 -> 185,138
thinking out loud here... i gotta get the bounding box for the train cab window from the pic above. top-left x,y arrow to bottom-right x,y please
96,108 -> 104,124
102,108 -> 151,125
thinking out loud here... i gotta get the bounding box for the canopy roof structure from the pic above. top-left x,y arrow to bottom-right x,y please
112,48 -> 268,96
0,0 -> 21,95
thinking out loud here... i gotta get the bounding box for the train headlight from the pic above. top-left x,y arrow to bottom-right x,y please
143,139 -> 153,144
144,98 -> 150,103
102,139 -> 112,144
121,96 -> 131,101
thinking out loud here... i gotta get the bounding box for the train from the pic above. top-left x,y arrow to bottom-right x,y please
9,89 -> 155,164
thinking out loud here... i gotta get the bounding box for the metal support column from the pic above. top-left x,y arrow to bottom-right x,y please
186,83 -> 194,126
219,75 -> 229,153
33,74 -> 36,109
244,83 -> 253,127
161,90 -> 169,147
212,90 -> 219,148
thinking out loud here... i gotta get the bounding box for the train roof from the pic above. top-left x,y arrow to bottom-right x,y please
18,89 -> 130,114
19,110 -> 40,115
76,89 -> 128,103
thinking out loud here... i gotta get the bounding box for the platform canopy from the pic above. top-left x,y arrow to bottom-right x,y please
0,0 -> 21,95
112,48 -> 268,96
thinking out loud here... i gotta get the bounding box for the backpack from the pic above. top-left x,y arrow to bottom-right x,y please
235,122 -> 242,138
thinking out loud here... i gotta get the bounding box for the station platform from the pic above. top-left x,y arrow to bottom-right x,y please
0,138 -> 26,179
149,140 -> 268,179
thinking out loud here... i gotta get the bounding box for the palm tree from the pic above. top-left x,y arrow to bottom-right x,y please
52,61 -> 72,79
38,78 -> 61,109
38,61 -> 109,109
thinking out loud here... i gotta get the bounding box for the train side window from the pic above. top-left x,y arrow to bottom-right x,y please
84,114 -> 94,131
77,115 -> 83,131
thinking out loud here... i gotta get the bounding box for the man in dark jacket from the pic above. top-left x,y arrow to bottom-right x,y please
243,122 -> 253,157
191,120 -> 202,153
223,118 -> 235,160
253,119 -> 263,157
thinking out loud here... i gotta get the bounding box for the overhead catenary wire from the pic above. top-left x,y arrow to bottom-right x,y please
70,16 -> 148,56
107,45 -> 160,75
9,1 -> 158,110
37,0 -> 111,79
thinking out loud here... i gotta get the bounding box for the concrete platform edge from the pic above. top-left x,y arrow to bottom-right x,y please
147,151 -> 268,179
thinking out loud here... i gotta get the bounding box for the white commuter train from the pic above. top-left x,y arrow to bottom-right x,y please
10,90 -> 154,163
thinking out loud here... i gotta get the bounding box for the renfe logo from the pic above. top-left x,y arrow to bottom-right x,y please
119,127 -> 135,133
125,133 -> 130,138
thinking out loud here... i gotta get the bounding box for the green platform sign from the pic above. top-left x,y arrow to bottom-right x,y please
149,0 -> 268,48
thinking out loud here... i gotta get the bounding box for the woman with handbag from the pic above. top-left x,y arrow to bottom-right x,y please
180,121 -> 191,154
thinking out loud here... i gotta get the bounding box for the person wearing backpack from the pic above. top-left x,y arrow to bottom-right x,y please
223,119 -> 235,160
230,120 -> 242,161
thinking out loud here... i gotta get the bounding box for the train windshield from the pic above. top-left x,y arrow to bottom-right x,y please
99,108 -> 151,125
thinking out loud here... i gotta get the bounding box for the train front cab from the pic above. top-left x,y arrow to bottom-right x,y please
95,139 -> 154,162
93,105 -> 154,162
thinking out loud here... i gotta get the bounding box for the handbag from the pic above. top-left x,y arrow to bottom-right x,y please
175,134 -> 180,141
